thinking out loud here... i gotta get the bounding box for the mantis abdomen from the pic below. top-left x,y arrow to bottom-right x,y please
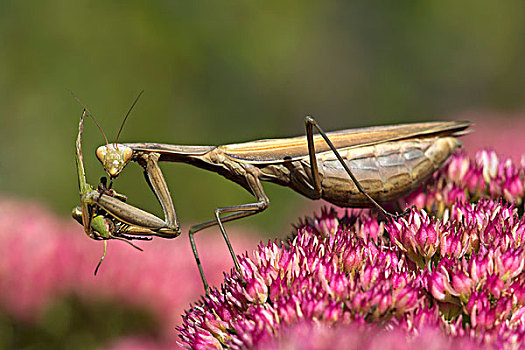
257,136 -> 459,206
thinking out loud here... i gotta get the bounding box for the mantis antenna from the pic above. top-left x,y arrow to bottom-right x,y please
115,90 -> 144,148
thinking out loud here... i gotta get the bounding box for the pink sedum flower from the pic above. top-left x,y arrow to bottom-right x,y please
179,150 -> 525,350
404,150 -> 525,214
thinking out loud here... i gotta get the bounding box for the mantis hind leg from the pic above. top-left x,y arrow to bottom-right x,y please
189,173 -> 269,294
304,116 -> 397,218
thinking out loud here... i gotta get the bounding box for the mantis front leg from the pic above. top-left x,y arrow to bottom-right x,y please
136,152 -> 181,235
80,153 -> 182,239
86,190 -> 181,238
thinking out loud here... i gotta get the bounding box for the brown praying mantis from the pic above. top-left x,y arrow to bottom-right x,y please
72,96 -> 471,292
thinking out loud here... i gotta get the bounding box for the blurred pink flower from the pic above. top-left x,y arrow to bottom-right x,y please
457,111 -> 525,163
0,197 -> 260,348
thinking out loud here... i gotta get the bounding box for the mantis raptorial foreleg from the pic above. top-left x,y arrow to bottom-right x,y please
138,152 -> 180,232
76,111 -> 181,239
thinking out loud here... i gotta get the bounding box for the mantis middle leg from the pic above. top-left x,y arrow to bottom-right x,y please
188,172 -> 269,293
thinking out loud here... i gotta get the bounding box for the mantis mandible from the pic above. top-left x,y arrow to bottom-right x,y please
72,97 -> 471,292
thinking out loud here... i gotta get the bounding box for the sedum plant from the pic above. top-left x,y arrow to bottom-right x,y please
178,150 -> 525,349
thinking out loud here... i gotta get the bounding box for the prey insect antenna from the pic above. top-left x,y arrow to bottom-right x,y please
67,89 -> 110,146
115,90 -> 144,147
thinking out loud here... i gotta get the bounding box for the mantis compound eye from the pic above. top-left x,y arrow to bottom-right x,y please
96,144 -> 133,177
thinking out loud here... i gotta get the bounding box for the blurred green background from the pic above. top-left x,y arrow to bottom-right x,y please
1,0 -> 525,232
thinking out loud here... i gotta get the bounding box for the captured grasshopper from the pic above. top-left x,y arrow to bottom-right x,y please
72,97 -> 470,292
73,109 -> 161,273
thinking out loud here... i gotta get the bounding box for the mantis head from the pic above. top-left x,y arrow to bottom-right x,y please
96,144 -> 133,178
94,90 -> 144,178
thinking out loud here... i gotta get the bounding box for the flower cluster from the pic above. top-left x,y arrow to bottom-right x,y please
405,150 -> 525,215
179,150 -> 525,350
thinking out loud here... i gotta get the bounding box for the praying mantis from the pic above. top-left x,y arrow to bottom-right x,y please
72,97 -> 471,292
